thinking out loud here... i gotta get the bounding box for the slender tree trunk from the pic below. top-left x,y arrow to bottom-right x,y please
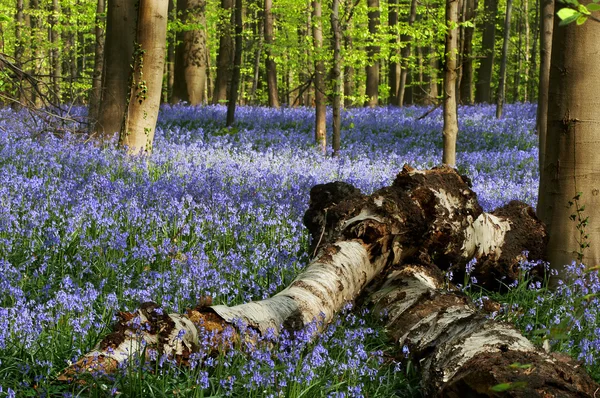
475,0 -> 498,103
331,0 -> 341,157
212,0 -> 234,104
304,7 -> 313,107
264,0 -> 280,108
536,0 -> 553,177
513,5 -> 522,102
537,12 -> 600,280
88,0 -> 106,123
50,0 -> 61,102
313,0 -> 326,154
459,0 -> 476,104
365,0 -> 380,107
172,0 -> 208,105
94,0 -> 136,140
388,0 -> 399,105
443,0 -> 459,166
495,0 -> 513,118
14,0 -> 25,108
528,0 -> 539,102
165,0 -> 176,103
225,0 -> 243,126
120,0 -> 169,153
398,0 -> 417,106
250,16 -> 263,105
523,0 -> 530,102
343,35 -> 354,107
425,48 -> 439,105
30,0 -> 42,107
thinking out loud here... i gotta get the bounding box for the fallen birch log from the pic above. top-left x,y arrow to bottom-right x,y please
59,165 -> 598,396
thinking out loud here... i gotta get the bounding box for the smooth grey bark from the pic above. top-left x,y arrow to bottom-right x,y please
88,0 -> 106,123
495,0 -> 513,118
388,0 -> 399,105
537,11 -> 600,280
264,0 -> 280,108
331,0 -> 341,157
459,0 -> 476,104
443,0 -> 459,166
536,0 -> 553,178
212,0 -> 234,104
398,0 -> 417,106
120,0 -> 169,153
94,0 -> 136,140
172,0 -> 208,105
313,0 -> 326,153
365,0 -> 380,107
475,0 -> 498,103
225,0 -> 243,126
50,0 -> 61,102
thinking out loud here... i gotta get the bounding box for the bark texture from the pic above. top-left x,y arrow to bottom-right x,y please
120,0 -> 169,153
225,0 -> 243,126
443,0 -> 459,166
475,0 -> 498,103
88,0 -> 106,123
495,0 -> 513,119
61,166 -> 597,396
264,0 -> 280,108
331,0 -> 341,156
212,0 -> 234,104
536,0 -> 553,180
312,0 -> 326,154
537,13 -> 600,278
365,0 -> 380,107
172,0 -> 208,106
368,264 -> 598,396
95,0 -> 136,140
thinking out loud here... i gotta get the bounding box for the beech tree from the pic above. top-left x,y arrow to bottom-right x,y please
264,0 -> 280,108
443,0 -> 459,166
212,0 -> 234,104
537,10 -> 600,278
60,166 -> 599,396
312,0 -> 326,154
331,0 -> 341,157
171,0 -> 208,106
225,0 -> 243,126
475,0 -> 498,103
88,0 -> 106,122
495,0 -> 513,118
94,0 -> 135,140
365,0 -> 380,107
120,0 -> 169,153
536,0 -> 554,176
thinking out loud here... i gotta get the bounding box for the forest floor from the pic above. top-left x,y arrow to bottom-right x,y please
0,103 -> 598,397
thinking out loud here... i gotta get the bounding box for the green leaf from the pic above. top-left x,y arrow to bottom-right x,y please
587,3 -> 600,11
577,15 -> 588,24
578,4 -> 592,14
0,14 -> 10,22
557,8 -> 582,25
557,7 -> 579,20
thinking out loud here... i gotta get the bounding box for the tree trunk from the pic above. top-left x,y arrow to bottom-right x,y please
164,0 -> 175,103
365,0 -> 380,107
537,12 -> 600,279
88,0 -> 106,123
495,0 -> 513,118
398,0 -> 417,107
313,0 -> 326,154
225,0 -> 243,126
475,0 -> 498,103
29,0 -> 42,107
459,0 -> 476,104
343,35 -> 354,108
331,0 -> 341,157
250,16 -> 263,105
388,0 -> 399,106
212,0 -> 234,104
172,0 -> 208,106
443,0 -> 459,166
523,0 -> 530,102
120,0 -> 169,153
368,263 -> 599,396
94,0 -> 136,140
61,166 -> 598,396
529,0 -> 539,102
536,0 -> 553,179
50,0 -> 61,103
513,5 -> 522,102
264,0 -> 280,108
14,0 -> 24,109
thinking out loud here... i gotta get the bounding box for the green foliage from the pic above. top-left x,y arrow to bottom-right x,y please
557,0 -> 600,26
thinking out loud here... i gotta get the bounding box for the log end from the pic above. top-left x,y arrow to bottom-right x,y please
441,350 -> 598,397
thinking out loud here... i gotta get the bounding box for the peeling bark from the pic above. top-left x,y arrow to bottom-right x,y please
60,166 -> 597,396
368,264 -> 598,397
